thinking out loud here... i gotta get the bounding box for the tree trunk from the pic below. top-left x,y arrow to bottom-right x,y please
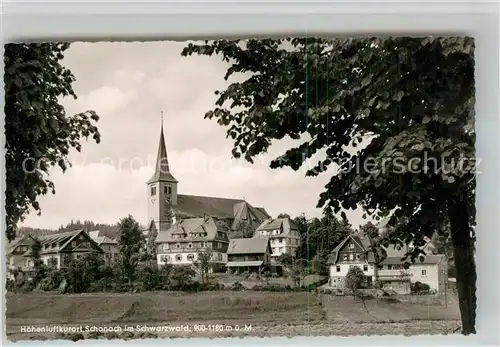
448,199 -> 476,335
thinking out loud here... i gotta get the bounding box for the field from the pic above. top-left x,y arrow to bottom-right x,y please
5,291 -> 461,340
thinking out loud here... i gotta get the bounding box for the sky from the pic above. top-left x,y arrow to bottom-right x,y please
20,41 -> 368,230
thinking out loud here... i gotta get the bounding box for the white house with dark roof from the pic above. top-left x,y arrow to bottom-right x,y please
253,217 -> 302,259
328,233 -> 447,293
226,238 -> 272,274
143,120 -> 271,239
155,216 -> 229,272
16,229 -> 103,270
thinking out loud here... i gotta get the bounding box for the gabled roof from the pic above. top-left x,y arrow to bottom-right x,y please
172,194 -> 270,226
328,234 -> 375,264
380,254 -> 445,265
91,235 -> 118,245
155,216 -> 228,243
22,229 -> 102,256
227,238 -> 270,255
328,232 -> 439,265
254,217 -> 301,238
88,230 -> 100,239
7,236 -> 34,254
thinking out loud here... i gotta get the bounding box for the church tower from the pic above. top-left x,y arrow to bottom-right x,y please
147,118 -> 178,232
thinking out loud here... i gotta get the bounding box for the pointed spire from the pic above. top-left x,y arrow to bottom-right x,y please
147,112 -> 178,184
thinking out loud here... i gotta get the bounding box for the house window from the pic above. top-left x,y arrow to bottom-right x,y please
421,269 -> 427,276
356,254 -> 361,260
348,243 -> 354,249
162,244 -> 169,250
71,241 -> 76,247
187,254 -> 194,261
161,255 -> 171,262
175,254 -> 182,261
363,265 -> 368,272
176,243 -> 181,249
388,265 -> 392,270
349,254 -> 354,260
188,243 -> 193,249
343,255 -> 348,261
218,253 -> 222,261
217,242 -> 222,248
164,186 -> 172,195
151,186 -> 156,196
336,266 -> 341,272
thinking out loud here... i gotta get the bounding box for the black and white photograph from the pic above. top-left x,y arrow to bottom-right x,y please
4,37 -> 476,340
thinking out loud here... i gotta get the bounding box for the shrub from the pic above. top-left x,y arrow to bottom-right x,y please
170,266 -> 196,290
411,281 -> 431,294
231,282 -> 244,291
345,266 -> 365,295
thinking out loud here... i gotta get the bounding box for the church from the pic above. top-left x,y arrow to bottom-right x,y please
144,121 -> 272,269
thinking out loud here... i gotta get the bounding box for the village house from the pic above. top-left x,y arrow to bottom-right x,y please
328,233 -> 446,294
8,230 -> 104,272
253,217 -> 302,259
377,254 -> 447,294
155,216 -> 229,272
6,236 -> 35,275
143,121 -> 271,242
226,238 -> 272,274
88,230 -> 119,265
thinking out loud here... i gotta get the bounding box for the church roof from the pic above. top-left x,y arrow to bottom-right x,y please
172,194 -> 270,226
147,122 -> 177,184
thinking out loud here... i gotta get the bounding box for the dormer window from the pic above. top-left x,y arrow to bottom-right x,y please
348,243 -> 354,249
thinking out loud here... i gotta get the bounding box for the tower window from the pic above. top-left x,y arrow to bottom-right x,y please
164,186 -> 172,195
151,186 -> 156,196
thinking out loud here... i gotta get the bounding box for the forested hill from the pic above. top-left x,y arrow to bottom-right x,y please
17,220 -> 120,240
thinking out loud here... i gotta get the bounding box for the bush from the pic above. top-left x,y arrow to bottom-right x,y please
231,282 -> 244,291
205,282 -> 223,291
411,281 -> 430,294
345,266 -> 365,294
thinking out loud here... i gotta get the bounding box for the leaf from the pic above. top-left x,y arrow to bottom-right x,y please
392,91 -> 405,102
422,116 -> 431,124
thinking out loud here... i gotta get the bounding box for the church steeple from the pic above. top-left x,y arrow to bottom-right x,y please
147,115 -> 178,184
147,113 -> 178,232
